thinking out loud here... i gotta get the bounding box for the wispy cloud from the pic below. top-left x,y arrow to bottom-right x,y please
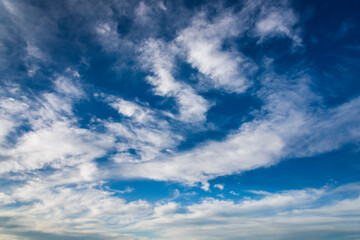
176,11 -> 256,93
140,39 -> 211,122
0,75 -> 112,176
254,5 -> 301,45
101,93 -> 182,162
1,178 -> 359,240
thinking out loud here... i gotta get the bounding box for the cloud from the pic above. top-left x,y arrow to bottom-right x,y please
1,64 -> 357,191
1,178 -> 359,240
110,68 -> 360,187
54,74 -> 84,98
0,0 -> 56,77
0,180 -> 152,240
176,12 -> 256,93
0,91 -> 29,146
2,120 -> 110,175
255,6 -> 301,45
140,39 -> 211,122
229,191 -> 240,196
105,95 -> 156,124
0,75 -> 113,176
118,121 -> 285,186
134,2 -> 151,23
124,184 -> 360,240
110,72 -> 309,185
0,193 -> 15,205
100,93 -> 183,162
296,95 -> 360,156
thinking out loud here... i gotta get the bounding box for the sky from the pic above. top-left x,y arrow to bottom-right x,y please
0,0 -> 360,239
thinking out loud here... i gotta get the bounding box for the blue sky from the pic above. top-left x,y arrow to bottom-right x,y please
0,0 -> 360,239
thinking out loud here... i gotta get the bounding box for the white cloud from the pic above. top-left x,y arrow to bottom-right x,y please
140,39 -> 211,122
0,88 -> 30,146
96,23 -> 111,35
94,20 -> 134,52
1,0 -> 17,15
105,74 -> 306,186
1,180 -> 359,240
176,12 -> 256,93
229,191 -> 240,196
1,120 -> 111,175
0,97 -> 28,145
106,121 -> 179,163
158,1 -> 166,11
255,8 -> 301,45
134,2 -> 151,23
295,95 -> 360,157
2,181 -> 152,239
1,69 -> 356,188
238,189 -> 323,211
0,0 -> 56,77
54,76 -> 85,98
25,44 -> 45,60
0,193 -> 15,205
214,184 -> 224,191
106,96 -> 153,123
99,93 -> 183,162
109,69 -> 360,187
0,75 -> 114,176
124,185 -> 360,240
119,122 -> 285,186
0,70 -> 359,240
